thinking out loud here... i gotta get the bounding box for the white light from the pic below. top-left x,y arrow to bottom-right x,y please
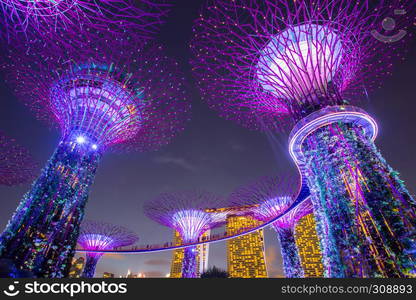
76,136 -> 86,144
257,24 -> 343,101
288,108 -> 378,166
92,144 -> 98,150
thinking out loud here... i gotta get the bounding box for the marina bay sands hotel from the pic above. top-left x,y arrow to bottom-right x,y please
169,205 -> 324,278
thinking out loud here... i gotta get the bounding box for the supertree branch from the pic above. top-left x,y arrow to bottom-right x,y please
0,28 -> 189,278
273,199 -> 314,278
229,174 -> 310,278
262,198 -> 314,278
228,175 -> 299,218
0,132 -> 38,186
0,139 -> 101,278
301,121 -> 416,278
77,220 -> 138,278
144,190 -> 227,278
3,37 -> 191,153
192,0 -> 416,278
0,0 -> 171,44
190,0 -> 414,131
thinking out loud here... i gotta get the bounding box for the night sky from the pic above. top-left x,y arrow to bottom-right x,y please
0,1 -> 415,278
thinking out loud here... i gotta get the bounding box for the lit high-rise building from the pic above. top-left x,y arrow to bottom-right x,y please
295,214 -> 324,277
169,205 -> 268,278
226,214 -> 267,278
103,272 -> 114,278
125,270 -> 145,278
68,257 -> 85,278
170,230 -> 210,278
170,231 -> 184,278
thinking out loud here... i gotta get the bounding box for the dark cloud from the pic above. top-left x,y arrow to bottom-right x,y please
153,155 -> 197,172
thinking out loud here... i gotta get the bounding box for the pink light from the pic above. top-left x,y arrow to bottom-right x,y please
252,196 -> 313,230
78,234 -> 115,251
257,24 -> 343,102
172,210 -> 212,242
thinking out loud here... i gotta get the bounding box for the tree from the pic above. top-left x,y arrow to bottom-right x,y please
200,266 -> 229,278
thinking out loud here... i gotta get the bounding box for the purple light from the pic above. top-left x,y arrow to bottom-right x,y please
229,175 -> 303,228
144,190 -> 226,278
79,234 -> 114,251
50,63 -> 145,149
172,210 -> 212,242
2,38 -> 191,152
257,24 -> 343,102
78,220 -> 138,253
229,175 -> 311,278
0,3 -> 187,278
255,196 -> 295,229
0,1 -> 171,44
288,105 -> 378,166
0,131 -> 38,186
190,0 -> 414,130
1,1 -> 77,16
77,220 -> 138,278
144,190 -> 226,243
191,1 -> 416,277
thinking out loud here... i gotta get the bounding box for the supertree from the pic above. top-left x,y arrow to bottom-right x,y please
0,0 -> 170,44
0,132 -> 38,186
144,190 -> 227,278
229,175 -> 311,278
191,0 -> 416,277
0,29 -> 190,277
77,220 -> 138,278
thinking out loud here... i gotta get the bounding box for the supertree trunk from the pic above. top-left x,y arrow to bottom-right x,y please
0,136 -> 101,278
182,245 -> 198,278
82,255 -> 101,278
275,227 -> 304,278
303,122 -> 416,277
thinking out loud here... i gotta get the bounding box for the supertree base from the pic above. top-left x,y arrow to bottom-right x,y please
276,227 -> 304,278
182,246 -> 198,278
0,136 -> 100,278
82,254 -> 100,278
289,106 -> 416,278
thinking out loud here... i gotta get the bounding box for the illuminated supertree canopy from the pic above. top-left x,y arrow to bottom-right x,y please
144,190 -> 226,278
191,0 -> 416,278
0,131 -> 38,186
0,31 -> 190,278
77,220 -> 138,278
4,37 -> 190,152
0,0 -> 171,43
191,0 -> 414,130
229,175 -> 311,278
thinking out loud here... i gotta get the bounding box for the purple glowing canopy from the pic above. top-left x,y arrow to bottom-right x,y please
190,0 -> 414,131
0,0 -> 171,43
144,190 -> 227,242
78,220 -> 138,252
229,175 -> 307,229
0,131 -> 38,186
2,32 -> 190,153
